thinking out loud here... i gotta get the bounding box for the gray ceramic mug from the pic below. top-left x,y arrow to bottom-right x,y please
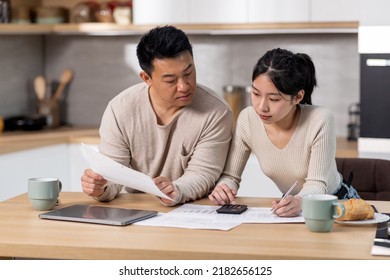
302,194 -> 345,232
28,177 -> 62,211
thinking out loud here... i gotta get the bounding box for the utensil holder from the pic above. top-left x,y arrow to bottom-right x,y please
38,99 -> 61,128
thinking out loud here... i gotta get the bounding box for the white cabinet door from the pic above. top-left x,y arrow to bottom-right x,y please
359,0 -> 390,26
133,0 -> 247,25
132,0 -> 361,25
189,0 -> 247,24
237,154 -> 281,198
68,144 -> 282,198
133,0 -> 189,25
248,0 -> 310,23
68,143 -> 98,192
0,144 -> 69,202
311,0 -> 359,22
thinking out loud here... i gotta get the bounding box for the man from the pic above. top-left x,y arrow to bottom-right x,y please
81,25 -> 233,206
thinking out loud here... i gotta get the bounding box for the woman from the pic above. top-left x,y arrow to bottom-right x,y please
209,48 -> 359,217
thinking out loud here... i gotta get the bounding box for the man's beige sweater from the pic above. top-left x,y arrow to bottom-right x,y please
96,83 -> 233,204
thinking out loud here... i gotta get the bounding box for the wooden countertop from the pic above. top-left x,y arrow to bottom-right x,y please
0,126 -> 99,155
336,137 -> 358,158
0,126 -> 358,158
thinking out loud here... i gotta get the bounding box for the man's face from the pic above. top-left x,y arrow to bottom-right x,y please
142,51 -> 197,109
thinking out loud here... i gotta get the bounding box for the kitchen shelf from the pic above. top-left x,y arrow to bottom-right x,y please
0,126 -> 99,155
0,24 -> 53,34
0,21 -> 359,36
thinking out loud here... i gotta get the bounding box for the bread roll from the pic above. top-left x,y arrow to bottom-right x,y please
337,198 -> 375,221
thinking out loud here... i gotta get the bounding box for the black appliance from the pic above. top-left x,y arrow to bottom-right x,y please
3,115 -> 48,131
360,53 -> 390,138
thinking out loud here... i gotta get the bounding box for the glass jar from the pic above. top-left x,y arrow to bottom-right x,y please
70,1 -> 99,23
223,85 -> 245,127
95,2 -> 114,23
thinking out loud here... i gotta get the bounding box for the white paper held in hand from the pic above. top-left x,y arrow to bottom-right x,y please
80,143 -> 173,201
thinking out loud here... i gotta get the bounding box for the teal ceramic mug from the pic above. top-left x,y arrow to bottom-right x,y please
28,177 -> 62,211
302,194 -> 345,232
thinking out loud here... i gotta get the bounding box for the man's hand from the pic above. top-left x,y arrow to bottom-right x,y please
153,176 -> 180,205
81,168 -> 107,197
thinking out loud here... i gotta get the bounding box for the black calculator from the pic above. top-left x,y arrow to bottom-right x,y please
216,204 -> 248,214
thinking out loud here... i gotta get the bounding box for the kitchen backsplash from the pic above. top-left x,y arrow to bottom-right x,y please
0,33 -> 358,137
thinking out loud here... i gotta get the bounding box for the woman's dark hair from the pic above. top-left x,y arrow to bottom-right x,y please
136,25 -> 193,76
252,48 -> 317,105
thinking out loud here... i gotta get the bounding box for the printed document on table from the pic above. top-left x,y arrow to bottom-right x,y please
81,143 -> 172,201
135,212 -> 241,231
135,204 -> 304,230
171,204 -> 305,224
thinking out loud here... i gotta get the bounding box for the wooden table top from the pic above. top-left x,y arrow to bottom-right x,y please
1,192 -> 388,260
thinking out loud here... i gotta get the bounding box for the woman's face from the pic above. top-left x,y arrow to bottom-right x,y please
250,74 -> 301,126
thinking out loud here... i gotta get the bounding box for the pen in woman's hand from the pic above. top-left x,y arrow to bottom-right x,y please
271,180 -> 298,212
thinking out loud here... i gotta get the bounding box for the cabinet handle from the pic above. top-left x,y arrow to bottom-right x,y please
366,59 -> 390,67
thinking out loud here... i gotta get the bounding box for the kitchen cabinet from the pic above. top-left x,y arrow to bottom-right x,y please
0,130 -> 282,201
248,0 -> 310,23
0,143 -> 281,202
0,142 -> 99,202
68,143 -> 97,191
0,132 -> 358,202
133,0 -> 358,25
0,138 -> 281,201
2,0 -> 359,35
190,0 -> 247,24
311,0 -> 359,22
133,0 -> 248,25
133,0 -> 189,25
0,144 -> 69,202
238,154 -> 281,198
360,0 -> 390,26
0,128 -> 99,201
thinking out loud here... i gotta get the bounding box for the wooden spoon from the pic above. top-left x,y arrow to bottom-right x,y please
53,69 -> 73,100
34,75 -> 46,101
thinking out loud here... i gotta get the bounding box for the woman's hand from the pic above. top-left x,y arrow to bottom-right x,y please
272,195 -> 302,217
153,176 -> 180,205
81,168 -> 107,197
209,184 -> 237,205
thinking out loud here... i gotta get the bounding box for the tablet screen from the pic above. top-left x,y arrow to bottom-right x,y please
39,204 -> 158,226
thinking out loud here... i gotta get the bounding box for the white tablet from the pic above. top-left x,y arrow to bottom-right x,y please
39,204 -> 157,226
